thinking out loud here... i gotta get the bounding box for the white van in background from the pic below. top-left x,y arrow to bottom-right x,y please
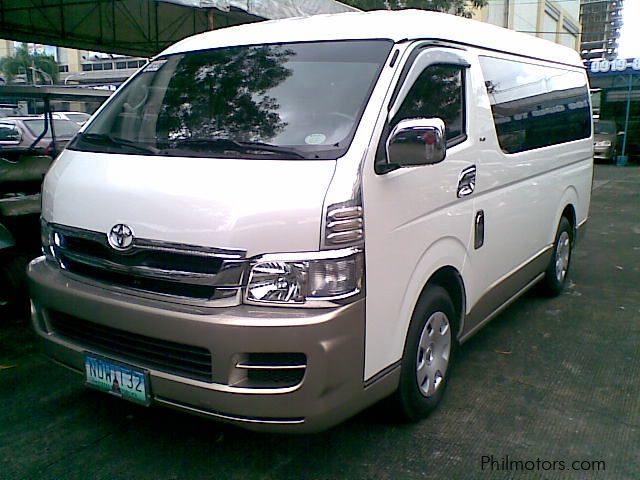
28,10 -> 592,432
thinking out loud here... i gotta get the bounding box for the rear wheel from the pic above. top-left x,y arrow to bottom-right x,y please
394,285 -> 456,421
540,216 -> 573,296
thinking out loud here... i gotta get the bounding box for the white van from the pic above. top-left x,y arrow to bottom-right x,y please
28,10 -> 592,432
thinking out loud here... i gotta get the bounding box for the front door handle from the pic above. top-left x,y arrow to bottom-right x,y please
457,165 -> 476,198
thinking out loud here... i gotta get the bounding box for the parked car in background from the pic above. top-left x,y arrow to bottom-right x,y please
0,116 -> 80,155
1,149 -> 52,314
593,119 -> 618,162
51,111 -> 91,126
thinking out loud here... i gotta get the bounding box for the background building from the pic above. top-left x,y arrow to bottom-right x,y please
579,0 -> 624,61
475,0 -> 581,51
0,39 -> 146,88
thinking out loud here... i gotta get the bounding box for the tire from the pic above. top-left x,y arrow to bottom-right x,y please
0,253 -> 31,318
393,285 -> 457,421
540,216 -> 573,296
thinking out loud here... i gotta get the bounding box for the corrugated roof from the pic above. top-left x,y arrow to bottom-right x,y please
0,0 -> 358,57
164,9 -> 584,67
164,0 -> 359,18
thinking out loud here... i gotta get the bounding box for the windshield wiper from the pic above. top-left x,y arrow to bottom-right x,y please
80,132 -> 161,155
169,138 -> 306,159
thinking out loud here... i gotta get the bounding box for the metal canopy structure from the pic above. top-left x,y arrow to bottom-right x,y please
0,84 -> 112,101
0,0 -> 357,57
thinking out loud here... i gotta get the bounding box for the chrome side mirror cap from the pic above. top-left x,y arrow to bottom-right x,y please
386,118 -> 446,167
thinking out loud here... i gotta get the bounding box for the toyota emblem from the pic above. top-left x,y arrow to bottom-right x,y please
108,224 -> 134,250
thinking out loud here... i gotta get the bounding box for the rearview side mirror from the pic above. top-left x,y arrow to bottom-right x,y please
386,118 -> 446,167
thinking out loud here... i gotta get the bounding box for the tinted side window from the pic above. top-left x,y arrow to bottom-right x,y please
392,65 -> 465,142
479,56 -> 590,154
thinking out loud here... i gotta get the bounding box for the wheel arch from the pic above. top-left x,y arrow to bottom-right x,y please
561,203 -> 577,243
399,237 -> 469,350
427,266 -> 466,341
552,187 -> 578,245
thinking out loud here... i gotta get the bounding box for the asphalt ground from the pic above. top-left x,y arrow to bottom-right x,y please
1,164 -> 639,480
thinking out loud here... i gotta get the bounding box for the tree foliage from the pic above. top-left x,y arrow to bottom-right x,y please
341,0 -> 488,18
0,44 -> 59,85
156,45 -> 293,143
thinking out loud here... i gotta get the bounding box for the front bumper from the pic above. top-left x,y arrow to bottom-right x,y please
28,257 -> 397,432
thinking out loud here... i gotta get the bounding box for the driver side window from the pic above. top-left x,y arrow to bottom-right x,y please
391,64 -> 466,144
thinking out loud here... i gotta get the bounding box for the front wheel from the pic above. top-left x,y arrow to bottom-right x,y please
394,285 -> 456,421
540,216 -> 573,296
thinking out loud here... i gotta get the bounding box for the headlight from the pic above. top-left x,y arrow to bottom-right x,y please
595,140 -> 611,147
246,248 -> 364,306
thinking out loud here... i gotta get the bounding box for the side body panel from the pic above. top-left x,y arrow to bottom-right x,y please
361,45 -> 593,379
461,50 -> 593,337
361,47 -> 479,380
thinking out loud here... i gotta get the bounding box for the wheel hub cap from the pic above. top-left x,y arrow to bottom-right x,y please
416,311 -> 451,397
555,231 -> 570,282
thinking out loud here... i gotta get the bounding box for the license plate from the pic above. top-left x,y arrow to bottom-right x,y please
84,353 -> 150,406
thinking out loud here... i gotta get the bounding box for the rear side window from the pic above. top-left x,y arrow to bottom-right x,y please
479,56 -> 590,154
391,65 -> 465,143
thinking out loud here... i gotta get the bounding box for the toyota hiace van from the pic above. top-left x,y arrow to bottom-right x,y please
28,10 -> 593,432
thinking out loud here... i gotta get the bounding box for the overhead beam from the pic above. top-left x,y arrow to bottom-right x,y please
0,0 -> 262,57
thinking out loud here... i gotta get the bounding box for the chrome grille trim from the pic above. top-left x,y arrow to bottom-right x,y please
235,363 -> 307,370
133,237 -> 246,260
52,223 -> 246,259
233,353 -> 307,388
49,223 -> 248,303
60,248 -> 226,284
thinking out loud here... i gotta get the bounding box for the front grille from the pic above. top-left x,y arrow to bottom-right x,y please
63,258 -> 217,299
62,235 -> 224,275
48,224 -> 246,302
48,310 -> 213,382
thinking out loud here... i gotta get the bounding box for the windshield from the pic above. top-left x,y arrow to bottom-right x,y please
69,40 -> 393,160
24,118 -> 81,138
595,121 -> 616,135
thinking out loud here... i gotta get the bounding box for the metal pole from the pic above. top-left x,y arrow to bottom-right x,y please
619,72 -> 633,164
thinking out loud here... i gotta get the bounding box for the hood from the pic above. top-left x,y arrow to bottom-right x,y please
43,150 -> 336,257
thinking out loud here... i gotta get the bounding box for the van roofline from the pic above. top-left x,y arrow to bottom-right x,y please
160,9 -> 583,68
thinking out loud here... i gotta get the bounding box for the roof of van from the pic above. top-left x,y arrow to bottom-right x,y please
161,9 -> 583,67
